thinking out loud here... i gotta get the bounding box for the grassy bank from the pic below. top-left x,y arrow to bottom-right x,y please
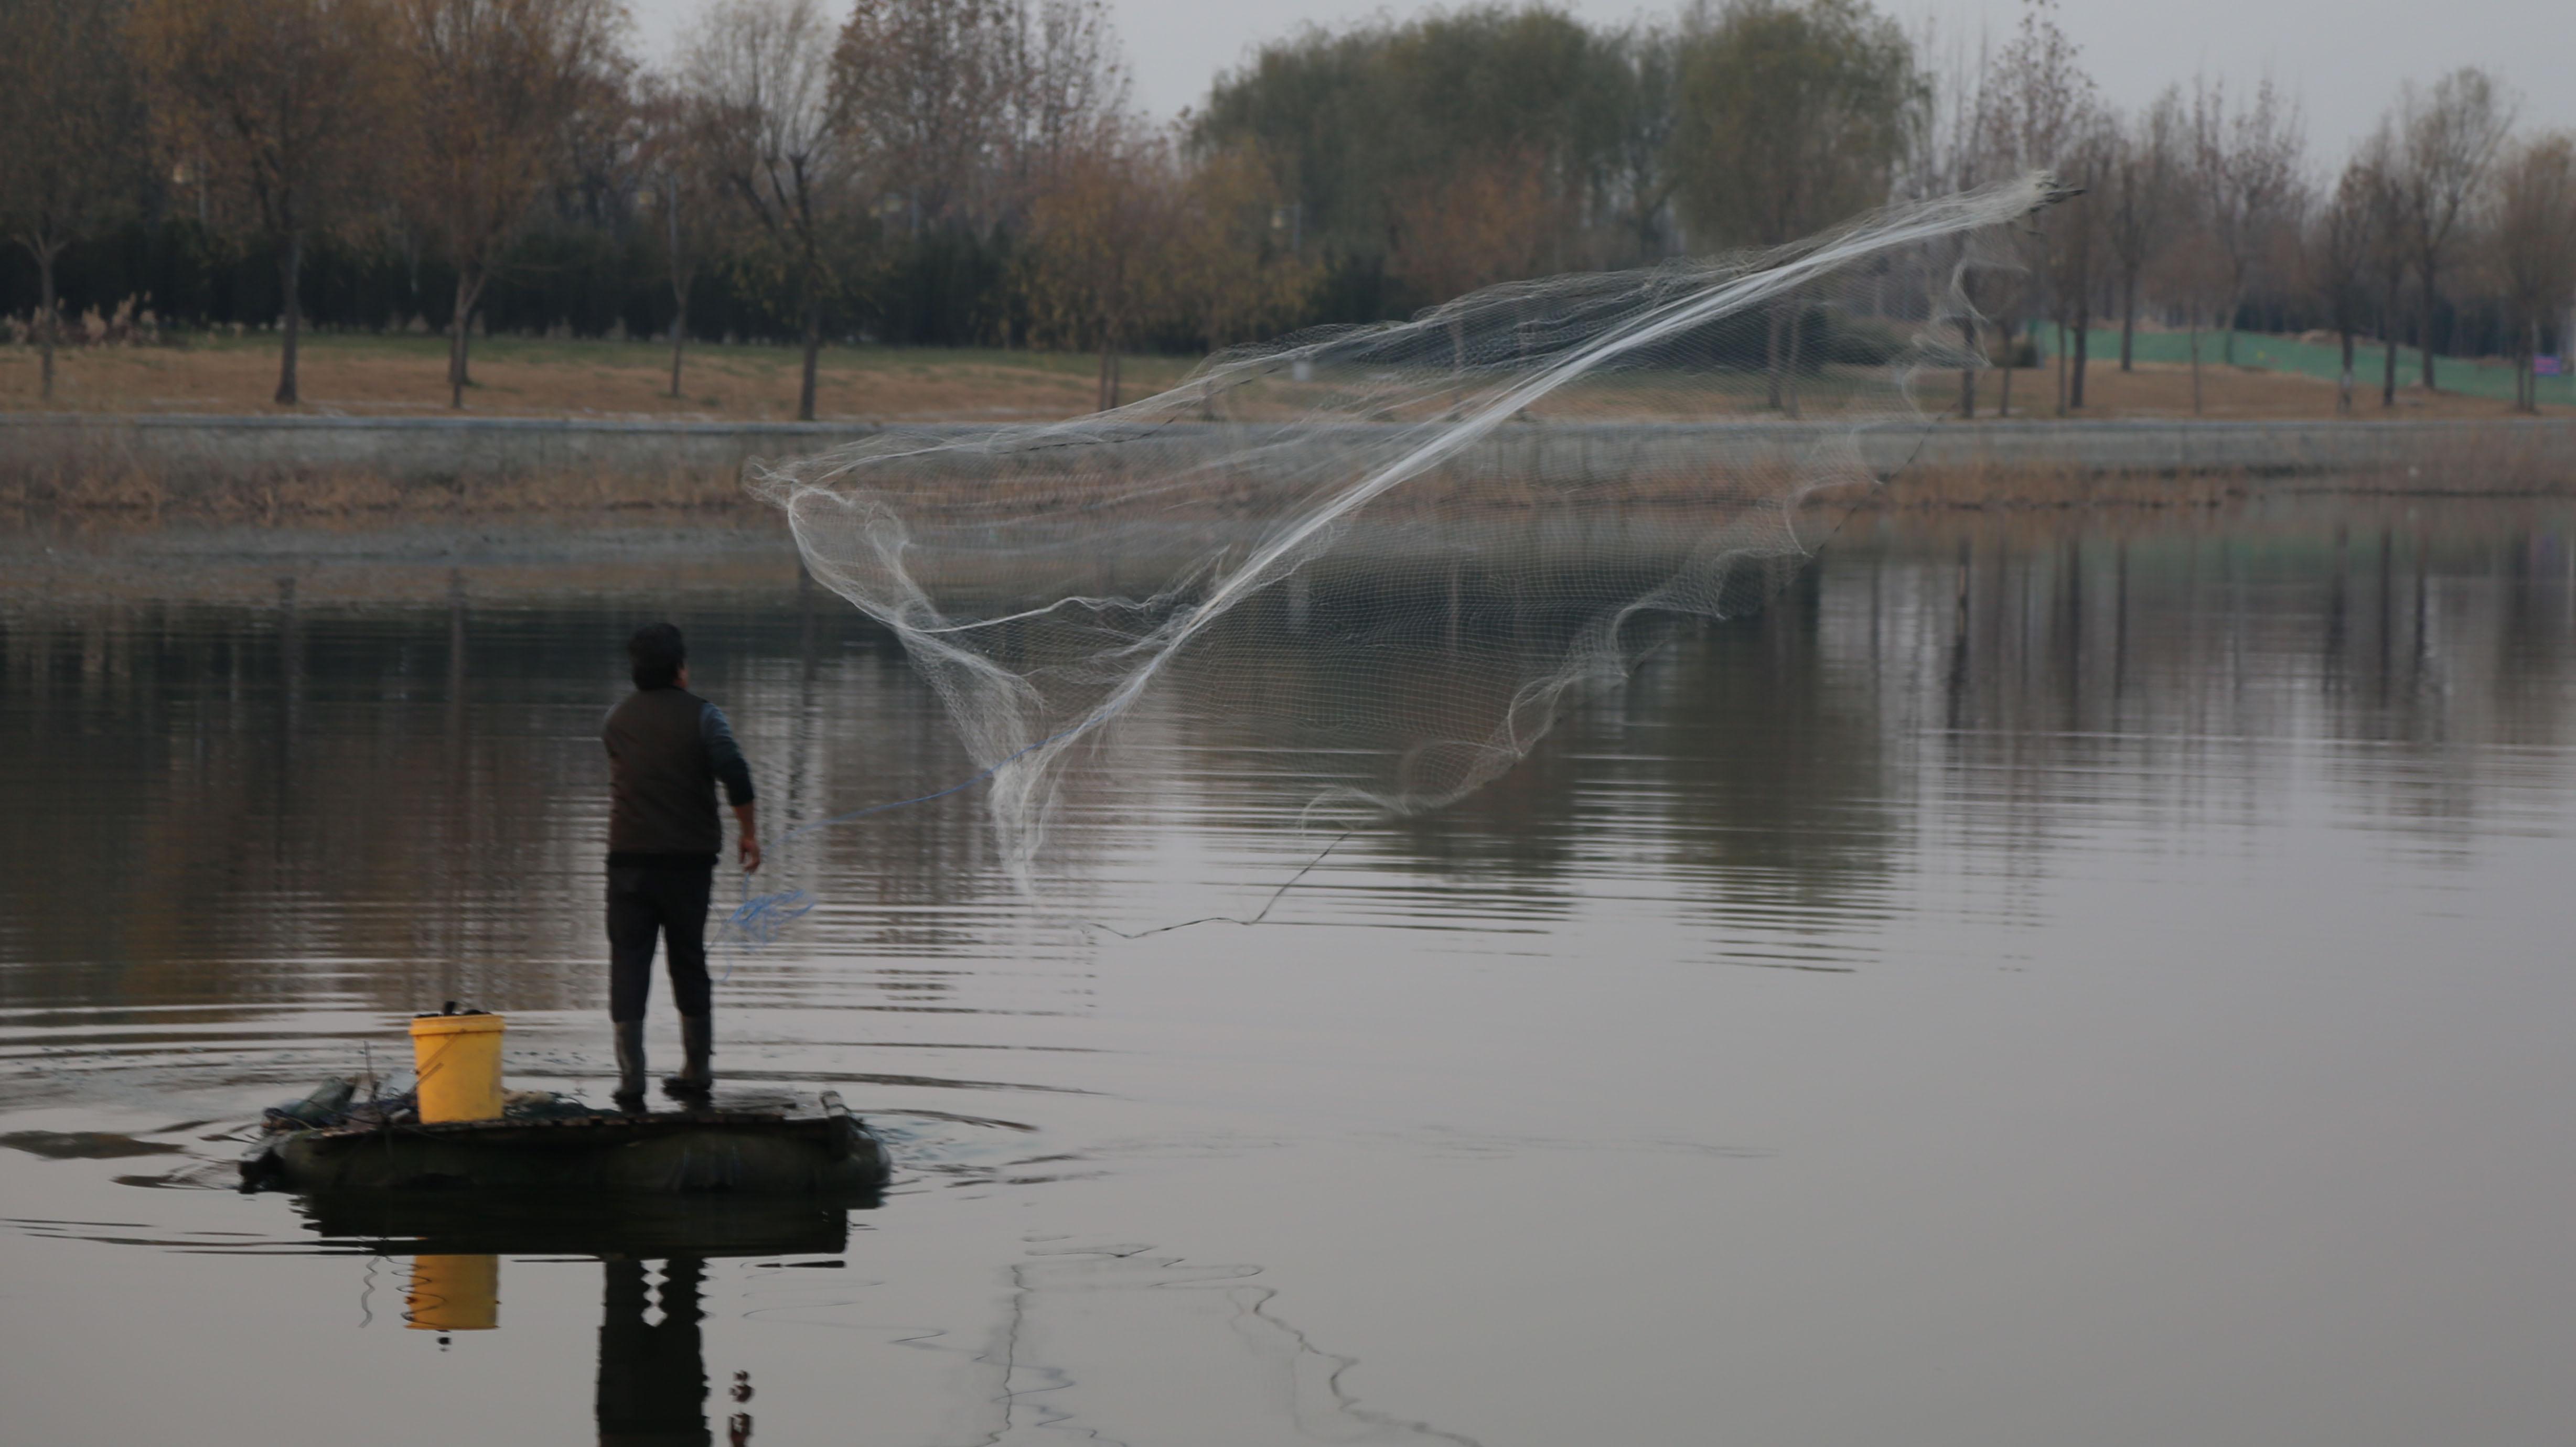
6,329 -> 2562,424
0,332 -> 1202,423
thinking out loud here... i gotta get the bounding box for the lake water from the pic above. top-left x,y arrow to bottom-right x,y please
6,497 -> 2576,1446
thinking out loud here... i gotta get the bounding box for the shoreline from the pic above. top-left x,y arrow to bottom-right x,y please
3,413 -> 2569,524
9,492 -> 2569,612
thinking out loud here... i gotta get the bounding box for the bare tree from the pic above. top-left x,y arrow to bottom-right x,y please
2306,155 -> 2379,414
994,0 -> 1126,211
1977,0 -> 2094,418
637,77 -> 728,401
1603,21 -> 1686,263
2389,68 -> 2515,391
2044,112 -> 2115,411
2346,126 -> 2414,408
0,0 -> 144,402
2487,133 -> 2576,412
2155,207 -> 2229,415
130,0 -> 395,405
2104,88 -> 2184,372
685,0 -> 862,422
1897,17 -> 1997,417
392,0 -> 631,409
832,0 -> 1013,235
2190,74 -> 2305,369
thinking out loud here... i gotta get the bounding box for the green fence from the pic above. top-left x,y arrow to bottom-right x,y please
2032,326 -> 2573,408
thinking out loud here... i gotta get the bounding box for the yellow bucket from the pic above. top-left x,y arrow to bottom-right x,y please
410,1010 -> 506,1123
406,1254 -> 499,1332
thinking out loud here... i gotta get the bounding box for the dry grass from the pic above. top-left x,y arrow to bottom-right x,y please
17,440 -> 2566,528
5,332 -> 2564,525
5,331 -> 2560,423
1956,358 -> 2557,421
0,460 -> 761,525
0,332 -> 1201,422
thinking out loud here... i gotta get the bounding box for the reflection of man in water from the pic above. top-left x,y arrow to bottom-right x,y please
604,623 -> 759,1109
597,1257 -> 712,1446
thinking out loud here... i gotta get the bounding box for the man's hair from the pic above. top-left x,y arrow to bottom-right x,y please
628,622 -> 686,690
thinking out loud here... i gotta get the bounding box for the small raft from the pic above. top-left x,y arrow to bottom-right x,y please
241,1087 -> 891,1197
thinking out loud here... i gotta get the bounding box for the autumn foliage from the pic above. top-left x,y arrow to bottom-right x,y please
1,0 -> 2569,418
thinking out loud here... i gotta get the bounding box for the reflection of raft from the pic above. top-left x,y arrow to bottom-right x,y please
297,1187 -> 864,1257
240,1090 -> 891,1196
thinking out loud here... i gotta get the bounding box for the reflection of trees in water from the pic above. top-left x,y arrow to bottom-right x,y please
1850,504 -> 2576,869
8,501 -> 2575,1009
0,588 -> 1005,1012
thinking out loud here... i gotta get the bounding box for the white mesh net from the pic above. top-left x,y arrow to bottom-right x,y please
753,176 -> 2055,887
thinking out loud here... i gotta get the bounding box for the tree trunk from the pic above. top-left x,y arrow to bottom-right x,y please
2221,288 -> 2238,366
2525,317 -> 2541,414
2337,328 -> 2355,415
2417,262 -> 2438,390
2119,267 -> 2137,372
1998,325 -> 2015,418
276,229 -> 304,406
2070,302 -> 2091,410
36,248 -> 57,403
1765,305 -> 1786,411
1447,317 -> 1468,416
2381,278 -> 2400,407
2187,312 -> 2203,416
2053,320 -> 2067,416
666,179 -> 687,402
2531,318 -> 2544,413
669,289 -> 688,401
1095,322 -> 1123,412
448,271 -> 485,410
798,299 -> 821,422
1958,315 -> 1977,419
1781,299 -> 1802,420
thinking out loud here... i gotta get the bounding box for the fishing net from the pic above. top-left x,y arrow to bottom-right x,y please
751,175 -> 2055,890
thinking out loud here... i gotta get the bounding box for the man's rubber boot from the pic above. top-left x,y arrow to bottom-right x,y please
662,1013 -> 714,1103
613,1020 -> 649,1113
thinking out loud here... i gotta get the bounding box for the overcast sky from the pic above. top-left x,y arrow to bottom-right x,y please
625,0 -> 2564,168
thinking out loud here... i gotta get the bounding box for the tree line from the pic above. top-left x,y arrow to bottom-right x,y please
2,0 -> 2570,417
1913,4 -> 2572,416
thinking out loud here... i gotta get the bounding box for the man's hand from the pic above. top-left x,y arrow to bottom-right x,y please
734,802 -> 762,873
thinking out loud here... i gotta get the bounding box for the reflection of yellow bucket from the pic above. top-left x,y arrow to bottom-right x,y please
410,1011 -> 506,1122
406,1254 -> 499,1331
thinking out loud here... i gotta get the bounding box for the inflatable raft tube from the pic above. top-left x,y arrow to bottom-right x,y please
241,1091 -> 891,1196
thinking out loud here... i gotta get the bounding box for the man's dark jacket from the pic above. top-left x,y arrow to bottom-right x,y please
602,686 -> 755,863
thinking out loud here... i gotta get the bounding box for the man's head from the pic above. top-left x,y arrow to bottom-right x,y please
629,622 -> 687,690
